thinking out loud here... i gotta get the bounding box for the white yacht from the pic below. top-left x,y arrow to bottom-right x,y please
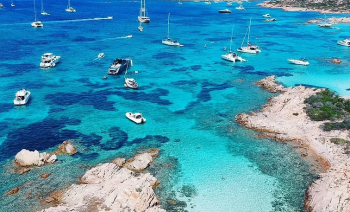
288,58 -> 309,66
41,0 -> 50,15
262,14 -> 270,18
235,2 -> 244,10
138,0 -> 150,23
0,3 -> 3,8
65,0 -> 76,12
222,27 -> 246,63
32,0 -> 43,27
40,53 -> 61,68
14,89 -> 31,106
97,53 -> 105,58
162,13 -> 183,47
238,18 -> 261,54
204,1 -> 211,4
337,38 -> 350,47
124,70 -> 139,89
126,112 -> 146,124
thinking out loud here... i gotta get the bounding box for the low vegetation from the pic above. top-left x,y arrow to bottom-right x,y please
304,89 -> 350,131
267,0 -> 350,12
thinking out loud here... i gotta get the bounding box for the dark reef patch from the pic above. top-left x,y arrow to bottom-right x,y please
114,88 -> 172,105
72,36 -> 95,42
152,52 -> 183,60
77,78 -> 109,89
0,103 -> 14,114
131,135 -> 170,145
190,65 -> 202,71
100,127 -> 129,150
170,67 -> 187,72
197,81 -> 231,102
0,63 -> 37,77
0,117 -> 104,160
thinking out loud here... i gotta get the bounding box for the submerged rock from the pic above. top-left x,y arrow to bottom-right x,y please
331,58 -> 342,64
54,140 -> 77,155
15,149 -> 57,167
7,187 -> 20,196
255,75 -> 287,93
40,173 -> 51,179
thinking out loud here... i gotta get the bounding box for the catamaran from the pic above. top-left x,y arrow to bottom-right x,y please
162,13 -> 183,47
41,0 -> 50,15
138,0 -> 150,23
238,18 -> 261,54
222,27 -> 246,63
65,0 -> 76,12
31,0 -> 43,27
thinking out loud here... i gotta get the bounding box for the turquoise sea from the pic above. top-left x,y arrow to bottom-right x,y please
0,0 -> 349,211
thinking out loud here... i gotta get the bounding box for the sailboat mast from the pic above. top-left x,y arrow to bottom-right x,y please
33,0 -> 37,21
41,0 -> 43,12
167,13 -> 170,39
229,27 -> 233,52
247,17 -> 251,45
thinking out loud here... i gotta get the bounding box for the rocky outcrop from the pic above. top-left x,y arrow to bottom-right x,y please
7,187 -> 20,196
54,140 -> 77,155
259,1 -> 350,13
124,149 -> 160,171
15,149 -> 57,167
255,75 -> 286,93
112,157 -> 126,167
332,58 -> 342,64
41,163 -> 165,212
236,76 -> 350,212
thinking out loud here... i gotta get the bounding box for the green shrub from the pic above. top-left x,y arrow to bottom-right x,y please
330,138 -> 350,145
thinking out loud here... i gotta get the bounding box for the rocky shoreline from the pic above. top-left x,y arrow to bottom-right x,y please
235,76 -> 350,212
258,1 -> 350,14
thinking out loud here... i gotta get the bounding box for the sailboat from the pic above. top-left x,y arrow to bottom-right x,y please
138,0 -> 150,23
124,69 -> 139,89
31,0 -> 43,27
319,13 -> 332,28
237,18 -> 261,54
162,13 -> 183,47
41,0 -> 50,15
65,0 -> 76,12
222,27 -> 246,63
235,1 -> 244,10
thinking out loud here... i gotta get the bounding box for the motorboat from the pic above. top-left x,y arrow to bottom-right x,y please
288,58 -> 309,66
222,27 -> 246,63
126,35 -> 132,38
337,38 -> 350,47
265,18 -> 276,22
97,53 -> 105,58
162,13 -> 184,47
235,2 -> 244,10
226,2 -> 232,5
108,58 -> 132,75
138,0 -> 150,23
0,3 -> 3,8
126,112 -> 146,124
262,14 -> 270,18
219,9 -> 232,13
238,18 -> 261,54
14,89 -> 31,106
41,0 -> 50,15
204,1 -> 211,4
138,25 -> 143,32
107,16 -> 113,19
65,0 -> 76,12
31,0 -> 43,27
40,53 -> 61,68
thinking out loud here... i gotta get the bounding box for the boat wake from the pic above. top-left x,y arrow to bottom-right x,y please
44,16 -> 113,24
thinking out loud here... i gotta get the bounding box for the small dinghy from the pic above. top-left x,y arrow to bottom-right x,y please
126,112 -> 146,124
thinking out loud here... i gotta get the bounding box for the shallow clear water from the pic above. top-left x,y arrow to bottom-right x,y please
1,0 -> 347,211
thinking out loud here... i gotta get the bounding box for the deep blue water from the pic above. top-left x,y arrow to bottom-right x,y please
1,0 -> 348,211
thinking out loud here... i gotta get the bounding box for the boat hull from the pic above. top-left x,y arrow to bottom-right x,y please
288,59 -> 309,66
40,56 -> 60,68
124,78 -> 139,89
162,40 -> 183,47
221,53 -> 245,62
237,47 -> 261,54
31,21 -> 44,27
138,16 -> 150,23
337,40 -> 350,47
